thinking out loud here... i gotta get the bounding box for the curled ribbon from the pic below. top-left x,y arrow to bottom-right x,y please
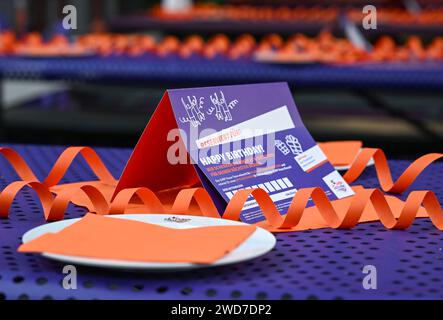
343,148 -> 443,193
170,187 -> 443,231
0,146 -> 117,187
0,146 -> 442,231
1,146 -> 441,194
0,181 -> 442,231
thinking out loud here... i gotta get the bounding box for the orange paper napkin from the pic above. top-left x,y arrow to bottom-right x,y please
319,140 -> 363,166
19,214 -> 256,264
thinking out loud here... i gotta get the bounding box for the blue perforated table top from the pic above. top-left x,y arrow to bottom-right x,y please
0,56 -> 443,89
0,144 -> 442,300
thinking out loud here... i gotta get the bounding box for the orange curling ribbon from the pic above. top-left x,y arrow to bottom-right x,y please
0,181 -> 109,221
343,148 -> 443,193
108,187 -> 165,215
0,146 -> 441,195
0,181 -> 52,219
171,188 -> 220,219
0,146 -> 117,187
0,182 -> 165,221
42,146 -> 117,187
48,184 -> 111,221
0,148 -> 39,181
0,183 -> 441,231
173,187 -> 443,231
0,146 -> 442,232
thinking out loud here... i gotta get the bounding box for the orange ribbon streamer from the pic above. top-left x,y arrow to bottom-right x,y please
0,146 -> 117,187
0,146 -> 442,231
0,181 -> 441,231
343,148 -> 443,193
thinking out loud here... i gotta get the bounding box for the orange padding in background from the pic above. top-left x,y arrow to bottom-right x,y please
0,146 -> 442,232
19,213 -> 256,264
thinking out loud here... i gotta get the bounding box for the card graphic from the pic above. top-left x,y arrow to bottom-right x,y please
208,90 -> 238,122
179,95 -> 205,127
275,135 -> 304,157
115,82 -> 354,224
285,135 -> 303,155
275,140 -> 290,155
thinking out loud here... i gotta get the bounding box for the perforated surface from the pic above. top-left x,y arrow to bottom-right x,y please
0,57 -> 443,89
0,144 -> 442,300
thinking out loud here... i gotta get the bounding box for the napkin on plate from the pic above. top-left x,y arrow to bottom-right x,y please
19,214 -> 256,264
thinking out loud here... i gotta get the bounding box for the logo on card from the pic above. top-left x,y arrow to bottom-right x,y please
330,179 -> 348,193
322,171 -> 355,199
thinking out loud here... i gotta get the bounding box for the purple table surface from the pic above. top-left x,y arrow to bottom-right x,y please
0,144 -> 442,300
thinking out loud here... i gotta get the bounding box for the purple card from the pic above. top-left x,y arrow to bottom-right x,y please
167,82 -> 354,223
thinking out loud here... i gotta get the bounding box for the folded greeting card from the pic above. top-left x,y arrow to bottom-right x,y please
115,82 -> 354,224
19,213 -> 256,264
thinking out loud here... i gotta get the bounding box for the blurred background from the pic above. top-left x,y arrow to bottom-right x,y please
0,0 -> 442,158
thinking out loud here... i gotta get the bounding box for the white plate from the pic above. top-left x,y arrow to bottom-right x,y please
22,214 -> 276,271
